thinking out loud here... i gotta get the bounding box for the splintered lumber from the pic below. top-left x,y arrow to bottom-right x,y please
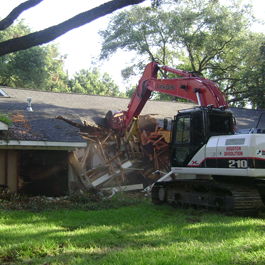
74,113 -> 172,193
92,161 -> 132,187
97,137 -> 121,187
90,133 -> 111,158
156,171 -> 174,182
80,134 -> 96,142
68,152 -> 93,188
152,135 -> 164,146
102,152 -> 123,167
85,152 -> 123,177
80,145 -> 90,169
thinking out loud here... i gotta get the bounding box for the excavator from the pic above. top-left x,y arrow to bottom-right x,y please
106,61 -> 265,215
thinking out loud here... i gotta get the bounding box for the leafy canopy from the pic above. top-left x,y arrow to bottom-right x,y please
99,0 -> 265,107
0,19 -> 124,97
0,19 -> 69,91
70,68 -> 120,97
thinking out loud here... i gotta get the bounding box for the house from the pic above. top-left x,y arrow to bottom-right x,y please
0,88 -> 88,196
0,86 -> 264,196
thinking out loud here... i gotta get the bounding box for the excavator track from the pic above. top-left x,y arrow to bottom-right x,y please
151,180 -> 264,216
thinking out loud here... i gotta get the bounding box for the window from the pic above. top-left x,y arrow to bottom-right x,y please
209,114 -> 232,134
175,117 -> 190,144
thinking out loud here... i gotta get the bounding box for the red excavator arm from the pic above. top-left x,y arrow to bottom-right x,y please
106,61 -> 228,133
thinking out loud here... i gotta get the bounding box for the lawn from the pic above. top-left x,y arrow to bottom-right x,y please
1,197 -> 265,264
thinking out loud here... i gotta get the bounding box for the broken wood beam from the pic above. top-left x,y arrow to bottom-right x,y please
92,161 -> 132,187
68,152 -> 93,188
152,136 -> 164,146
85,152 -> 123,176
80,135 -> 96,142
80,145 -> 90,169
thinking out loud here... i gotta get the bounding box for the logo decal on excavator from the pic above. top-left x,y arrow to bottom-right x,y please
224,146 -> 243,156
157,83 -> 175,91
257,150 -> 265,155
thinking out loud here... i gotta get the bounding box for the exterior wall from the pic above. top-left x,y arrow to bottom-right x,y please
0,148 -> 73,196
0,150 -> 5,186
0,150 -> 18,192
19,150 -> 69,196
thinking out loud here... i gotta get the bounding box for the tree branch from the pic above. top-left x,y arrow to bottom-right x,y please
184,40 -> 196,72
200,37 -> 234,70
0,0 -> 145,57
0,0 -> 44,31
213,77 -> 241,83
228,97 -> 246,104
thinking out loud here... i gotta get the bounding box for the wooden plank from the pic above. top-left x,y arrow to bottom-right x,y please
152,136 -> 164,146
101,184 -> 144,192
92,172 -> 112,187
68,152 -> 93,188
90,134 -> 111,158
92,161 -> 132,187
156,171 -> 174,182
80,145 -> 90,169
97,138 -> 121,187
86,152 -> 123,176
80,135 -> 96,142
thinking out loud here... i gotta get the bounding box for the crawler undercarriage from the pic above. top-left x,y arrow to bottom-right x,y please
151,180 -> 264,216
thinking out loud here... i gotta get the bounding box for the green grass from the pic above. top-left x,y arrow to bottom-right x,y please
1,199 -> 265,264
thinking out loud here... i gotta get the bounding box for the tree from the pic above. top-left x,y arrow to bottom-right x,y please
0,0 -> 148,57
71,68 -> 121,97
0,19 -> 69,91
236,38 -> 265,109
99,0 -> 264,106
99,5 -> 178,78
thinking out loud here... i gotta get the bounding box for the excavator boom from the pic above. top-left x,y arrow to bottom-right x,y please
107,61 -> 229,133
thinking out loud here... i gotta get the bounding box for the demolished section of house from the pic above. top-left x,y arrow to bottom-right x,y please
64,113 -> 174,195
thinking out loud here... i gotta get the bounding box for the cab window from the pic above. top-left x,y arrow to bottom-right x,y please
175,117 -> 190,144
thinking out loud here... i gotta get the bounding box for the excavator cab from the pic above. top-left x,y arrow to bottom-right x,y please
171,107 -> 234,167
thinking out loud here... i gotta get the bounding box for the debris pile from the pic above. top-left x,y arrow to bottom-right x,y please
7,112 -> 41,141
64,115 -> 175,194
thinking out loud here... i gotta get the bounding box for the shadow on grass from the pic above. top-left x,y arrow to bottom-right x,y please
1,203 -> 265,264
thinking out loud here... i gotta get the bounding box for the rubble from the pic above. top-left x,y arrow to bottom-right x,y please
63,114 -> 175,194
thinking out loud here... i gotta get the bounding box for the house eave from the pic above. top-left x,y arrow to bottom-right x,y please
0,140 -> 87,150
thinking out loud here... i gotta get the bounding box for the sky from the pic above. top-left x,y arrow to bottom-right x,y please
0,0 -> 145,91
0,0 -> 265,92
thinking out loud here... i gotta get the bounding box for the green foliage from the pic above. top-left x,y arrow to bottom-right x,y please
0,187 -> 143,212
126,86 -> 136,98
235,38 -> 265,109
0,112 -> 11,125
99,5 -> 178,76
0,20 -> 70,92
99,0 -> 265,107
70,68 -> 121,97
0,20 -> 123,97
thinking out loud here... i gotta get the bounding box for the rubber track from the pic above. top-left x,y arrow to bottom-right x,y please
151,180 -> 264,216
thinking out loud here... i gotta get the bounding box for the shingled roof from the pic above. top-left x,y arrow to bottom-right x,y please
0,87 -> 88,146
0,86 -> 264,134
